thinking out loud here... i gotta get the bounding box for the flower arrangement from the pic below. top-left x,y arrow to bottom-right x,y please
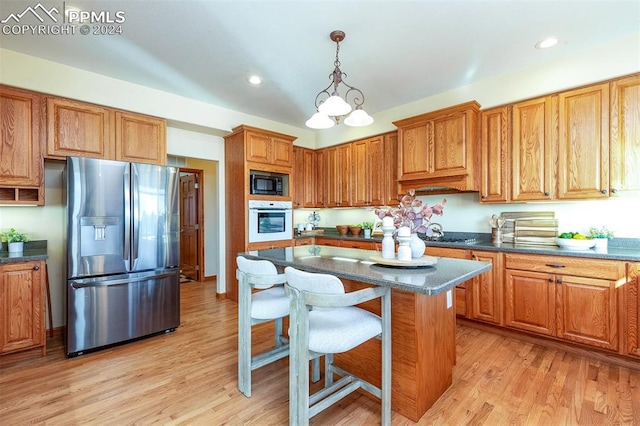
587,226 -> 614,240
375,189 -> 446,235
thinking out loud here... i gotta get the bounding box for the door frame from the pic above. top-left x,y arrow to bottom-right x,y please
179,167 -> 204,281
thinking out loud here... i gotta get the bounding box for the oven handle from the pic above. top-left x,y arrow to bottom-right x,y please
250,208 -> 292,213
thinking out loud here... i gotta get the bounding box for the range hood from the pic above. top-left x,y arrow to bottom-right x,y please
397,171 -> 480,195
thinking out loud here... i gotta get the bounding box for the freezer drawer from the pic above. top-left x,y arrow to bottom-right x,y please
66,269 -> 180,356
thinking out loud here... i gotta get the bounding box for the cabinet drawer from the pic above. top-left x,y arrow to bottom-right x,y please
504,253 -> 625,280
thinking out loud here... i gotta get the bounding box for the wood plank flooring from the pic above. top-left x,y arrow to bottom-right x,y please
1,279 -> 639,425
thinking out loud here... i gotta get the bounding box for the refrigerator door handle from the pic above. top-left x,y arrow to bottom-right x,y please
70,270 -> 177,289
132,165 -> 140,263
123,165 -> 131,267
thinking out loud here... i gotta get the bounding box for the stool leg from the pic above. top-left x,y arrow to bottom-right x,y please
311,357 -> 320,383
381,289 -> 392,426
238,276 -> 252,397
275,317 -> 283,348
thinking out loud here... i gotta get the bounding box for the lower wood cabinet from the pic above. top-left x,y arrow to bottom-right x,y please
0,260 -> 46,357
246,239 -> 293,251
627,262 -> 640,357
425,247 -> 470,317
505,253 -> 623,351
469,250 -> 502,325
314,237 -> 378,250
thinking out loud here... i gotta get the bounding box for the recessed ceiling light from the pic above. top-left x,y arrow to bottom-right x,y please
247,75 -> 262,85
535,37 -> 558,49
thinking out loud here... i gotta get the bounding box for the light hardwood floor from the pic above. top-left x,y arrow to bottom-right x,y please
1,279 -> 639,425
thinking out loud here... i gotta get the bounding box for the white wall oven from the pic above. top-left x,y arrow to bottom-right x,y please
248,200 -> 293,243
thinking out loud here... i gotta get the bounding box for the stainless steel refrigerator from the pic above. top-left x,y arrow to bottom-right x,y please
65,157 -> 180,357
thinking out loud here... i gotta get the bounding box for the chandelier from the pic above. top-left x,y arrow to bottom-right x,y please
305,30 -> 374,129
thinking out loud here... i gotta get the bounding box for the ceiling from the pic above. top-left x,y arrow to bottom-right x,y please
1,0 -> 639,129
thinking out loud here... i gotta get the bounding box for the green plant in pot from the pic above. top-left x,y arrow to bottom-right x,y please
1,228 -> 28,253
587,226 -> 614,250
362,221 -> 375,238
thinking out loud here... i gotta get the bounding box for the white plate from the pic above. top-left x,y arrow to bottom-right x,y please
555,237 -> 595,250
369,254 -> 438,267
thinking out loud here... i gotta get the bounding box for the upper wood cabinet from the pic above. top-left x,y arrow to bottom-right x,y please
314,149 -> 326,207
114,111 -> 166,165
479,106 -> 510,203
0,86 -> 44,205
46,96 -> 167,165
610,74 -> 640,196
0,260 -> 46,357
394,101 -> 480,192
557,83 -> 610,199
383,132 -> 399,205
46,96 -> 113,160
352,135 -> 385,207
245,127 -> 294,168
292,146 -> 315,208
511,95 -> 557,201
324,144 -> 352,207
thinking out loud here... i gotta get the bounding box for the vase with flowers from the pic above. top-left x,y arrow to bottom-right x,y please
375,189 -> 446,258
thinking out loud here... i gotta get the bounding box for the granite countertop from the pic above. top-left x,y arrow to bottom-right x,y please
240,245 -> 492,295
297,230 -> 640,262
0,240 -> 48,263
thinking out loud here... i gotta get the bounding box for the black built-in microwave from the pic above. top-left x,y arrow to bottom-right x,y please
250,173 -> 283,196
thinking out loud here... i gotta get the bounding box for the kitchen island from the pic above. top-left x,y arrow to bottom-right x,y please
240,245 -> 492,421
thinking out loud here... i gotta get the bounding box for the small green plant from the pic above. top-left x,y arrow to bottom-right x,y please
362,221 -> 375,230
350,223 -> 362,228
587,226 -> 614,239
0,228 -> 29,243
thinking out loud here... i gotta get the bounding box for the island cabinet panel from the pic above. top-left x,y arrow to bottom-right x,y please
610,73 -> 640,196
0,86 -> 44,205
394,101 -> 480,192
425,246 -> 469,317
557,82 -> 610,200
114,111 -> 167,165
627,263 -> 640,357
469,250 -> 503,325
0,260 -> 46,357
480,105 -> 511,203
46,96 -> 114,160
335,281 -> 456,422
511,95 -> 557,201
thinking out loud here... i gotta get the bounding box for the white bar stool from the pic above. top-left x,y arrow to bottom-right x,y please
284,266 -> 391,426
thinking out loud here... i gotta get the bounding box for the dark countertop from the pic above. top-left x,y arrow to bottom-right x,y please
297,230 -> 640,262
0,240 -> 48,263
240,245 -> 492,295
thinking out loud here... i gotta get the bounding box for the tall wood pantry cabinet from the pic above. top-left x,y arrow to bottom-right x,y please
0,85 -> 44,205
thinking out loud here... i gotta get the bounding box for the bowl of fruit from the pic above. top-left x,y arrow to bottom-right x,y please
556,232 -> 596,250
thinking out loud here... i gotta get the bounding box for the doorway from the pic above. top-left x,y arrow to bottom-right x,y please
179,168 -> 204,281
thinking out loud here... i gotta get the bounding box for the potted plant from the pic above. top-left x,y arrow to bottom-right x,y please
362,221 -> 375,239
349,223 -> 363,236
587,226 -> 614,250
0,228 -> 28,253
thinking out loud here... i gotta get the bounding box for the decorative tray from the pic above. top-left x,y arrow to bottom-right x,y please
369,254 -> 438,268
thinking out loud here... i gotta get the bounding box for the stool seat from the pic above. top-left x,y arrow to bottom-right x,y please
251,286 -> 289,320
308,306 -> 382,354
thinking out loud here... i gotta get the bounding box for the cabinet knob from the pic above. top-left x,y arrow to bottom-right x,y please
33,265 -> 40,271
481,195 -> 486,200
601,189 -> 608,194
557,278 -> 563,284
611,188 -> 618,194
544,192 -> 550,197
548,277 -> 553,283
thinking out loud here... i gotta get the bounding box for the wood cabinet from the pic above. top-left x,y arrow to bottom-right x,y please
394,101 -> 480,192
627,262 -> 640,357
325,144 -> 352,207
294,237 -> 314,246
557,82 -> 610,199
314,237 -> 378,251
114,111 -> 166,165
469,250 -> 502,325
383,132 -> 399,205
511,95 -> 557,201
246,239 -> 293,251
352,135 -> 385,207
46,96 -> 167,165
292,146 -> 315,208
0,86 -> 44,205
246,128 -> 293,168
314,237 -> 343,248
0,260 -> 46,357
479,106 -> 510,203
505,253 -> 623,351
610,74 -> 640,196
425,246 -> 469,317
314,150 -> 326,207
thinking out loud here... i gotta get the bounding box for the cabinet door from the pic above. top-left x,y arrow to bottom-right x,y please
557,83 -> 609,199
0,261 -> 45,355
556,274 -> 618,351
314,150 -> 325,207
383,132 -> 399,205
46,97 -> 113,159
341,240 -> 376,250
367,136 -> 386,206
470,251 -> 502,325
292,146 -> 305,208
480,106 -> 510,203
246,131 -> 271,164
337,144 -> 352,207
628,263 -> 640,357
352,138 -> 370,206
114,111 -> 166,165
610,74 -> 640,196
271,136 -> 293,167
512,96 -> 556,201
397,121 -> 430,181
432,111 -> 469,178
314,237 -> 342,247
504,269 -> 555,335
324,146 -> 339,207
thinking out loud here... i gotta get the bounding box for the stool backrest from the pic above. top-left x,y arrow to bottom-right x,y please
284,267 -> 345,295
237,256 -> 279,289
